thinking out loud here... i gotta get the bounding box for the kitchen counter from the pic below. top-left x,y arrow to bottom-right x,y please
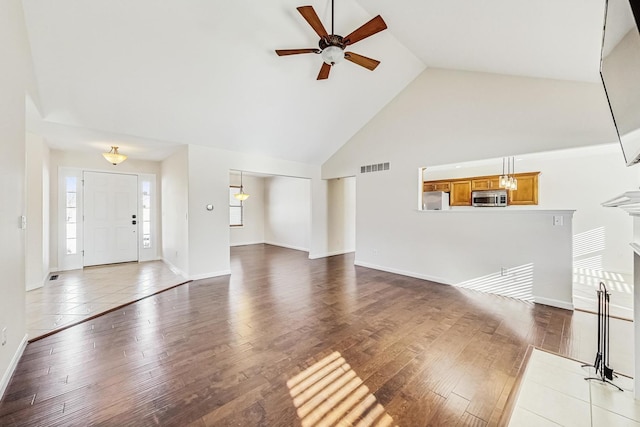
416,208 -> 575,215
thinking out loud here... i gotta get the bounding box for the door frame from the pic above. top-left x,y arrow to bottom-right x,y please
57,167 -> 158,271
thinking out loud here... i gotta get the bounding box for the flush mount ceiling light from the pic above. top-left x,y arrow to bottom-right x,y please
234,171 -> 250,201
102,146 -> 127,165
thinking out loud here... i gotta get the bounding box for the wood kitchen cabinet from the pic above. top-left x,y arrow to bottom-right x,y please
509,172 -> 539,205
471,176 -> 501,191
423,180 -> 451,192
450,180 -> 472,206
423,171 -> 540,206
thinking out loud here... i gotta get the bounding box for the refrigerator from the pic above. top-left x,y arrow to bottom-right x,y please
422,191 -> 450,210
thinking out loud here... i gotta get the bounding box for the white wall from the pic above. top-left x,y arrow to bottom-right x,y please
323,68 -> 617,179
230,173 -> 265,246
225,148 -> 329,260
0,0 -> 35,398
264,176 -> 311,252
25,132 -> 50,290
322,68 -> 621,306
159,144 -> 326,280
423,144 -> 638,275
327,177 -> 356,255
161,146 -> 189,277
186,145 -> 231,279
49,149 -> 162,270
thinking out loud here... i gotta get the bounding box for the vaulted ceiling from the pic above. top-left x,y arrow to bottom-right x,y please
22,0 -> 607,164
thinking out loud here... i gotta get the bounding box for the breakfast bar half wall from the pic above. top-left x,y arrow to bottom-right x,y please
354,208 -> 575,310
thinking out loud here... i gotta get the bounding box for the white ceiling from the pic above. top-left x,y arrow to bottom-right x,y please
22,0 -> 608,165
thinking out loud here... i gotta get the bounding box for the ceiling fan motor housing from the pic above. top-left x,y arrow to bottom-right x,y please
319,34 -> 346,51
319,35 -> 346,65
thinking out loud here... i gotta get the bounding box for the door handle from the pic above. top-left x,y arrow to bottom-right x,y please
132,220 -> 137,225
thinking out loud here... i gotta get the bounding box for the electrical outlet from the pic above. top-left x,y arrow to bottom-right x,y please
1,327 -> 7,346
553,215 -> 564,226
501,267 -> 508,276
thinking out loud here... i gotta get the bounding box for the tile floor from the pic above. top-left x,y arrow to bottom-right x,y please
509,348 -> 640,426
26,261 -> 188,340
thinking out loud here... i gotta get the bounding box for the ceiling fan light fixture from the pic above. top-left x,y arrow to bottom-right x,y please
102,146 -> 127,165
321,45 -> 344,65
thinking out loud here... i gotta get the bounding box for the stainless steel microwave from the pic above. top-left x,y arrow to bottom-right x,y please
471,190 -> 508,207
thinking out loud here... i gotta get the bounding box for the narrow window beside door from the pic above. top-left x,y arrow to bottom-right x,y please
65,177 -> 77,254
229,186 -> 243,227
142,181 -> 151,248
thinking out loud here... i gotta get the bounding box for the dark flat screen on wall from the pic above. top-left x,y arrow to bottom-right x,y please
600,0 -> 640,165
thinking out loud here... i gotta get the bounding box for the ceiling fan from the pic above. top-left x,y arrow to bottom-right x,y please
275,0 -> 387,80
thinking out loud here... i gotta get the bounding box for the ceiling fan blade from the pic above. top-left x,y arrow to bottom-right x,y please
275,48 -> 320,56
297,6 -> 329,39
344,52 -> 380,71
344,15 -> 387,46
317,63 -> 331,80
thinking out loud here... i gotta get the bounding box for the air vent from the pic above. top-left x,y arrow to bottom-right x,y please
49,275 -> 59,281
360,162 -> 389,174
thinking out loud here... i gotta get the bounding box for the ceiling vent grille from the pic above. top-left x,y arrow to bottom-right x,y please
360,162 -> 389,174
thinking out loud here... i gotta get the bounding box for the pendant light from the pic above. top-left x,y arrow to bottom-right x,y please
499,158 -> 508,188
508,157 -> 518,190
234,171 -> 250,201
102,146 -> 127,165
499,156 -> 518,190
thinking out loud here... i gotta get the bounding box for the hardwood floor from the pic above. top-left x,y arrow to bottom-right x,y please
26,260 -> 188,339
0,244 -> 630,426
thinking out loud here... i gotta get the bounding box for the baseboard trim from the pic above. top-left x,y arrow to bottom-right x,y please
354,260 -> 454,286
264,241 -> 309,253
139,256 -> 162,263
309,250 -> 355,260
0,333 -> 28,400
26,269 -> 57,291
160,258 -> 188,279
189,270 -> 232,281
230,241 -> 265,247
354,261 -> 555,306
533,296 -> 574,311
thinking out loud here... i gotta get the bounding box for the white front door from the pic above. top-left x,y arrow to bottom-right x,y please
83,172 -> 138,266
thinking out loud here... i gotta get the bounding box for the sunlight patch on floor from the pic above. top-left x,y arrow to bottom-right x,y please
573,268 -> 633,320
287,351 -> 396,427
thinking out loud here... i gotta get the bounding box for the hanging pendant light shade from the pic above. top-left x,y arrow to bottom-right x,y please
234,171 -> 250,201
499,156 -> 517,190
102,146 -> 127,165
509,157 -> 518,190
499,157 -> 508,188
